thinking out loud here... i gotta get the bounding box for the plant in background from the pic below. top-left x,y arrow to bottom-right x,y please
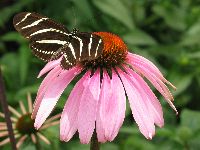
0,93 -> 60,149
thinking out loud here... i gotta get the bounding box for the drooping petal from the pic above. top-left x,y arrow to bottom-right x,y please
60,72 -> 89,142
127,53 -> 176,88
34,67 -> 80,129
38,57 -> 62,78
133,64 -> 177,112
123,67 -> 164,127
96,70 -> 126,142
127,53 -> 176,95
127,53 -> 163,76
32,66 -> 62,119
120,71 -> 155,139
128,53 -> 176,89
77,70 -> 101,144
132,63 -> 173,100
127,53 -> 177,113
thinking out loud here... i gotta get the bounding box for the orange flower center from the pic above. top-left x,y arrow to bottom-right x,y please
81,32 -> 128,70
94,32 -> 128,55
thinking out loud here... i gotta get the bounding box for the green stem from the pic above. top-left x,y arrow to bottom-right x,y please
90,130 -> 100,150
0,68 -> 17,150
35,135 -> 41,150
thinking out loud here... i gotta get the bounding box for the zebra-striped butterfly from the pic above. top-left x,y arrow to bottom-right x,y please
13,12 -> 103,69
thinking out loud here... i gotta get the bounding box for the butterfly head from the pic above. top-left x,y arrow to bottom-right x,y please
71,28 -> 79,36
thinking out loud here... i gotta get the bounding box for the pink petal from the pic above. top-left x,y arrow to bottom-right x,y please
60,72 -> 89,142
127,53 -> 176,90
34,67 -> 80,129
127,54 -> 177,113
77,70 -> 101,144
96,70 -> 126,142
127,53 -> 162,76
124,67 -> 164,127
37,57 -> 62,78
32,66 -> 62,119
120,71 -> 155,139
132,63 -> 177,113
96,71 -> 110,143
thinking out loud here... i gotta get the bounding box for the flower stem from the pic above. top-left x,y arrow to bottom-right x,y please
0,68 -> 17,150
35,137 -> 42,150
90,130 -> 100,150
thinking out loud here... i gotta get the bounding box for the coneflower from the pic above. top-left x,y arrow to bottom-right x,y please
32,32 -> 177,143
0,93 -> 60,148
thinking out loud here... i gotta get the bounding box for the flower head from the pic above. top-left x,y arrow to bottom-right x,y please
32,32 -> 177,143
0,93 -> 60,148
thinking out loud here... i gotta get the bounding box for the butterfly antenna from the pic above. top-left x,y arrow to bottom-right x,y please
72,6 -> 77,28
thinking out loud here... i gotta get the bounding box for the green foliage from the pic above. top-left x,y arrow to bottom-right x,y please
1,0 -> 200,149
122,29 -> 157,46
93,0 -> 135,30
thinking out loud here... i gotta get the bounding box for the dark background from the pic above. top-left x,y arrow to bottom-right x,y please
1,0 -> 200,149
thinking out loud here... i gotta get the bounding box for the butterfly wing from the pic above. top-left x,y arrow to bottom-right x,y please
13,12 -> 70,61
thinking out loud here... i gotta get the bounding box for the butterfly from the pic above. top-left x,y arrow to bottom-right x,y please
13,12 -> 103,69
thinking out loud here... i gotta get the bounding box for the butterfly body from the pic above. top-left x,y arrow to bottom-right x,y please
13,12 -> 103,69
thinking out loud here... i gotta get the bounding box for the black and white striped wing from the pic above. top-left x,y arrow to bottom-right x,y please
13,12 -> 70,61
13,12 -> 104,70
60,32 -> 103,69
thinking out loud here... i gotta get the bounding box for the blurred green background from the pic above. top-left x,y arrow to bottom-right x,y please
1,0 -> 200,149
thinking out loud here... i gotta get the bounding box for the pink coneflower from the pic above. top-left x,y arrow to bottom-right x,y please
0,93 -> 60,148
32,32 -> 177,144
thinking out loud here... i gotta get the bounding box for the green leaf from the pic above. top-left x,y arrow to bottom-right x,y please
15,83 -> 40,100
187,20 -> 200,35
0,53 -> 19,89
181,109 -> 200,132
168,73 -> 192,96
1,32 -> 25,43
19,44 -> 31,85
72,0 -> 94,21
176,126 -> 193,142
153,4 -> 186,31
131,2 -> 145,24
123,135 -> 156,150
92,0 -> 134,30
175,94 -> 191,107
187,51 -> 200,59
156,127 -> 174,138
180,21 -> 200,46
188,134 -> 200,150
180,33 -> 200,46
123,29 -> 157,46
